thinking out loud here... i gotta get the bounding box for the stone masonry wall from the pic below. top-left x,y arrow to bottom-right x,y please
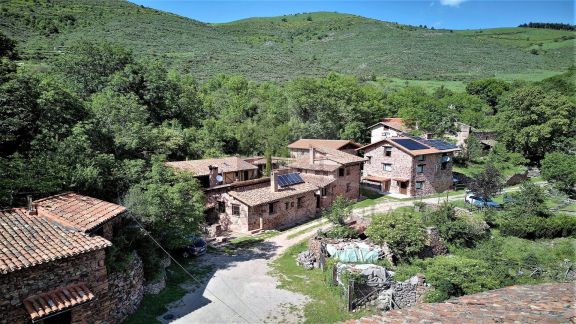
0,250 -> 110,324
412,153 -> 454,196
332,164 -> 362,202
363,144 -> 413,195
253,190 -> 318,231
107,252 -> 145,322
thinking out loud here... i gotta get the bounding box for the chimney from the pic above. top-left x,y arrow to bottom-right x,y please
27,196 -> 37,216
422,133 -> 434,140
309,147 -> 316,165
208,165 -> 219,187
271,171 -> 279,192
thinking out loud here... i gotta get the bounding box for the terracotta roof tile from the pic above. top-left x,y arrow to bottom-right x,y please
166,156 -> 258,177
0,208 -> 111,274
228,181 -> 319,206
288,139 -> 361,150
344,283 -> 575,324
288,146 -> 366,171
34,192 -> 126,232
23,283 -> 95,320
300,174 -> 337,188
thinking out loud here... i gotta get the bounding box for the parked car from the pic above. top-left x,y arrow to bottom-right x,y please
465,192 -> 501,208
181,236 -> 207,258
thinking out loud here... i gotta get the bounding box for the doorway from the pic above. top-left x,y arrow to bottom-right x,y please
383,180 -> 391,192
243,170 -> 249,180
43,310 -> 72,324
398,181 -> 408,195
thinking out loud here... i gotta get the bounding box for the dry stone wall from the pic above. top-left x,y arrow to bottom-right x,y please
107,252 -> 145,322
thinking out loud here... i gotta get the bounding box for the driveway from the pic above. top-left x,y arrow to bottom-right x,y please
160,219 -> 330,324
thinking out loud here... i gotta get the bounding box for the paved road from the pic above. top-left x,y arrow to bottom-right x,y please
161,218 -> 330,324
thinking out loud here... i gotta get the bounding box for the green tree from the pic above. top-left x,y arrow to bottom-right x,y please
425,202 -> 488,247
506,181 -> 549,217
264,150 -> 272,177
541,152 -> 576,198
0,32 -> 18,59
365,211 -> 426,261
494,85 -> 575,162
462,135 -> 482,163
468,164 -> 503,201
322,195 -> 351,225
124,157 -> 205,249
466,78 -> 510,112
54,40 -> 133,95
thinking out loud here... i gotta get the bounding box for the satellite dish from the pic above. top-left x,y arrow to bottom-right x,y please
442,156 -> 451,162
216,175 -> 223,183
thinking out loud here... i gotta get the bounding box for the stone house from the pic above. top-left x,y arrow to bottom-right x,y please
0,193 -> 128,324
241,156 -> 293,175
367,118 -> 413,143
287,139 -> 361,158
454,122 -> 498,151
166,156 -> 259,188
288,146 -> 366,207
358,137 -> 459,197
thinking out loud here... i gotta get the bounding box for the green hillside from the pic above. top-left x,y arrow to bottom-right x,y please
1,0 -> 574,82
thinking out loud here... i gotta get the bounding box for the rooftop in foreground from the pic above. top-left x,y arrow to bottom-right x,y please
344,283 -> 575,323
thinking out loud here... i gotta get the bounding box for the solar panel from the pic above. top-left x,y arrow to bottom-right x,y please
277,172 -> 304,187
424,139 -> 458,150
391,138 -> 429,150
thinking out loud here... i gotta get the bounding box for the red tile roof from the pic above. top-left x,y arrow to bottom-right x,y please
363,176 -> 390,183
288,139 -> 361,150
34,192 -> 126,232
166,156 -> 258,176
367,118 -> 411,131
23,283 -> 95,321
288,146 -> 366,171
0,208 -> 111,274
344,283 -> 575,324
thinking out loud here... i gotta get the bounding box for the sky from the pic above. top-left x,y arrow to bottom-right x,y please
129,0 -> 574,29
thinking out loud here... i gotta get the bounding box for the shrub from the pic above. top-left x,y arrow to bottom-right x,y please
421,256 -> 499,302
505,181 -> 549,218
322,195 -> 351,225
541,152 -> 576,198
322,225 -> 358,239
425,202 -> 488,247
365,211 -> 426,261
499,214 -> 576,239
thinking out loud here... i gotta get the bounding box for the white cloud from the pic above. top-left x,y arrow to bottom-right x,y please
439,0 -> 466,7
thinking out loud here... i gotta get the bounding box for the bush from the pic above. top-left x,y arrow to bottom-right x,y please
365,211 -> 427,261
499,214 -> 576,239
420,256 -> 499,302
321,225 -> 358,239
322,195 -> 351,226
425,202 -> 488,247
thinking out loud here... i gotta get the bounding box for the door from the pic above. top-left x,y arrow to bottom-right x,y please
43,310 -> 72,324
316,195 -> 321,209
399,181 -> 408,195
383,180 -> 391,192
243,170 -> 249,180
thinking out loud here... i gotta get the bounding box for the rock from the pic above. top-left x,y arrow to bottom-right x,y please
296,250 -> 316,270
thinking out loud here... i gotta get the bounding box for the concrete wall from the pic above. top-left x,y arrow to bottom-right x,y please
0,250 -> 110,324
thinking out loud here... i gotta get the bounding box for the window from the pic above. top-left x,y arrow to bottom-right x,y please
321,187 -> 327,197
297,197 -> 304,208
268,203 -> 275,214
218,201 -> 226,213
384,146 -> 392,157
417,164 -> 425,173
285,202 -> 289,210
383,163 -> 392,172
346,168 -> 351,176
416,181 -> 424,189
346,183 -> 351,192
339,168 -> 345,177
417,155 -> 425,161
367,156 -> 372,164
232,204 -> 240,216
291,201 -> 295,208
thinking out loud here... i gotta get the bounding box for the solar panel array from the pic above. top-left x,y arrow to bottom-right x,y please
391,138 -> 429,150
422,139 -> 458,150
277,172 -> 304,187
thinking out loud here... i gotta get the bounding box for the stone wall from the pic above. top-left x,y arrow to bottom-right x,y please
0,250 -> 110,324
363,144 -> 413,195
107,252 -> 145,322
412,153 -> 454,196
254,191 -> 318,231
332,164 -> 362,202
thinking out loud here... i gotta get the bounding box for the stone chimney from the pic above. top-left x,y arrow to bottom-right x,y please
422,133 -> 434,140
208,165 -> 219,187
271,171 -> 279,192
309,147 -> 316,164
27,196 -> 37,216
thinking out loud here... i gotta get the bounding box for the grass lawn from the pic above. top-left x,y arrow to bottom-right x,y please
269,241 -> 375,323
124,259 -> 212,323
286,221 -> 327,239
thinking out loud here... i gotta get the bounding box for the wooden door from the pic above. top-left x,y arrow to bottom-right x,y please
399,181 -> 408,195
383,180 -> 391,192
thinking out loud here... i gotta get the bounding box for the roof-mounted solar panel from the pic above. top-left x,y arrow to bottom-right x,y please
277,172 -> 304,187
391,138 -> 429,150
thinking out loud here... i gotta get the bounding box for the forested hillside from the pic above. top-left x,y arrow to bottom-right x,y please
1,0 -> 574,81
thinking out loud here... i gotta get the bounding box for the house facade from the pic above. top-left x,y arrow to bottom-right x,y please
287,139 -> 361,158
359,137 -> 459,197
0,193 -> 127,324
166,157 -> 259,188
367,118 -> 413,143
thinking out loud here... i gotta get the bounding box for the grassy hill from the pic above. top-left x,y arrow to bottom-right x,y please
1,0 -> 574,82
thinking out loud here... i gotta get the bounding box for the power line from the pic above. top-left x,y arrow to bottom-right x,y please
127,215 -> 254,324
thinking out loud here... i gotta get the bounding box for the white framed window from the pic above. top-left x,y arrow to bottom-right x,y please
383,163 -> 392,171
384,146 -> 392,157
416,181 -> 424,189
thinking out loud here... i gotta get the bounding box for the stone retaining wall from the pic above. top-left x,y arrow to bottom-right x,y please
107,252 -> 145,322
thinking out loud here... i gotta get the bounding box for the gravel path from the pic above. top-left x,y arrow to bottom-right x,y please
160,218 -> 330,324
